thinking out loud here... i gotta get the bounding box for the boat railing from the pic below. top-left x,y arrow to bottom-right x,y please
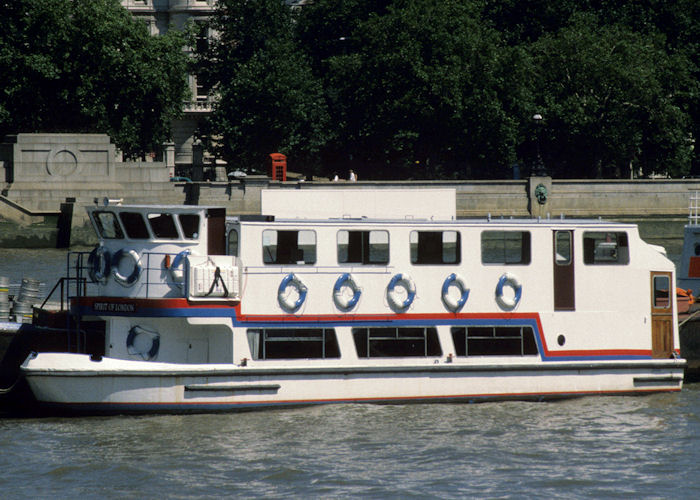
39,276 -> 87,311
65,250 -> 183,301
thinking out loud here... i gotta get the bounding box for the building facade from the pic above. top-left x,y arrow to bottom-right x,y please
122,0 -> 215,167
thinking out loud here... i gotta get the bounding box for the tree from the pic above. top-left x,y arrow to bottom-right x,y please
298,0 -> 530,179
195,0 -> 330,174
0,0 -> 189,158
528,13 -> 693,178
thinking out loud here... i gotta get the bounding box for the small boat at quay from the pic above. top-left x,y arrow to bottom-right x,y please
21,189 -> 685,413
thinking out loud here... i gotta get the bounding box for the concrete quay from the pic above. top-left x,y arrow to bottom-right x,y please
2,133 -> 700,247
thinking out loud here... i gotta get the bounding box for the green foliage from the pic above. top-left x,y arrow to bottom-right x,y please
197,0 -> 696,178
529,13 -> 694,178
0,0 -> 189,158
312,0 -> 527,178
196,0 -> 330,173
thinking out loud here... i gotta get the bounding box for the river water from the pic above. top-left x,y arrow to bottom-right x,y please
1,220 -> 699,498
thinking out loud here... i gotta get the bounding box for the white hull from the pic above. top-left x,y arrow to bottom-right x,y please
21,193 -> 687,414
23,353 -> 684,413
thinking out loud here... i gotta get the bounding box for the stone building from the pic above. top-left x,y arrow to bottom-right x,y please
122,0 -> 215,168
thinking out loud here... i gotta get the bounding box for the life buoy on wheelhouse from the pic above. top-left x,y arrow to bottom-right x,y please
386,273 -> 416,312
333,273 -> 361,311
111,248 -> 142,287
441,273 -> 470,312
88,245 -> 111,284
169,250 -> 190,286
278,273 -> 307,313
495,272 -> 522,310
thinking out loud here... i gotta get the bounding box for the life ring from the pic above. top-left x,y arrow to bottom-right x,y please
126,325 -> 160,360
333,273 -> 361,311
278,273 -> 307,313
441,273 -> 470,312
169,250 -> 190,285
111,248 -> 142,287
495,273 -> 522,310
386,273 -> 416,311
87,245 -> 111,283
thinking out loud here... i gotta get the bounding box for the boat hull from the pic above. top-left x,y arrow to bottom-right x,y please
22,353 -> 685,414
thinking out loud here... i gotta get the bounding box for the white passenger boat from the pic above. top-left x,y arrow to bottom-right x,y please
21,189 -> 685,413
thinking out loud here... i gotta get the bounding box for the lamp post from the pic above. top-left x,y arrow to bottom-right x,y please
532,113 -> 546,177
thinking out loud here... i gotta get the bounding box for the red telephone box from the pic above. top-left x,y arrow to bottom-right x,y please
269,153 -> 287,181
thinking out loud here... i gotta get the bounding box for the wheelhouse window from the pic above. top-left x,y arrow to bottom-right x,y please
410,231 -> 460,264
481,231 -> 531,265
583,232 -> 629,265
147,213 -> 179,239
119,212 -> 150,239
263,230 -> 316,264
337,230 -> 389,264
92,211 -> 124,239
451,326 -> 538,356
227,228 -> 239,256
246,328 -> 339,360
178,214 -> 200,239
353,327 -> 442,357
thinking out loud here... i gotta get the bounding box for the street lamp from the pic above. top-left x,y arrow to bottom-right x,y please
532,113 -> 546,177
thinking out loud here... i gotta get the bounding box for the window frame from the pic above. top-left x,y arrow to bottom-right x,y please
337,229 -> 390,265
450,325 -> 539,357
582,231 -> 630,265
262,229 -> 317,265
246,328 -> 340,360
480,230 -> 532,265
352,327 -> 442,358
409,230 -> 461,265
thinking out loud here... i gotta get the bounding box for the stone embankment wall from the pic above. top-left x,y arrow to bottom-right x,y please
2,133 -> 700,247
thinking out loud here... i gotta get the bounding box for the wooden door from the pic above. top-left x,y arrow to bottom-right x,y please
553,230 -> 575,310
650,272 -> 673,358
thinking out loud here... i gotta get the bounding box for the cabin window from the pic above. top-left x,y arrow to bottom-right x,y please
410,231 -> 460,264
555,231 -> 572,265
337,230 -> 389,264
583,232 -> 629,265
451,326 -> 538,356
147,213 -> 179,239
353,327 -> 442,357
92,211 -> 124,239
119,212 -> 150,239
246,328 -> 339,360
263,230 -> 316,264
227,229 -> 239,256
653,275 -> 671,309
178,214 -> 200,239
481,231 -> 531,265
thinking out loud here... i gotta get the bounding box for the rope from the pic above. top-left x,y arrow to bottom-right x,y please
204,266 -> 229,298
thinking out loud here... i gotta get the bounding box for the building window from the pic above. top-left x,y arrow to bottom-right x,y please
119,212 -> 150,239
337,230 -> 389,264
481,231 -> 531,265
246,328 -> 340,359
410,231 -> 460,264
263,230 -> 316,264
451,326 -> 538,356
583,232 -> 629,265
353,327 -> 442,357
